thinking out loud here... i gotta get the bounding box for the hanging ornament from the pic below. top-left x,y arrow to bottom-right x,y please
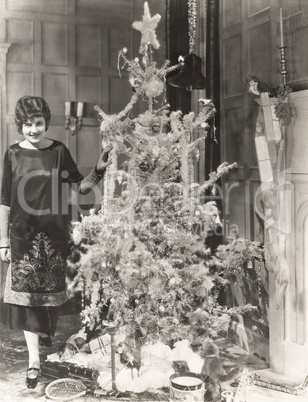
170,253 -> 185,268
139,161 -> 150,171
151,121 -> 161,134
167,0 -> 205,91
139,232 -> 149,242
167,53 -> 206,91
187,0 -> 197,54
169,277 -> 176,286
159,305 -> 165,313
257,263 -> 262,298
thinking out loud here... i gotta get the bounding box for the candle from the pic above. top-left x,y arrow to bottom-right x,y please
280,8 -> 284,47
65,101 -> 71,116
77,102 -> 84,117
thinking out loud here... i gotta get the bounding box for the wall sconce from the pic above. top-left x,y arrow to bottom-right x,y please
65,101 -> 84,135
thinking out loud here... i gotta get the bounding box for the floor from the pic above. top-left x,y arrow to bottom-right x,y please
0,313 -> 307,402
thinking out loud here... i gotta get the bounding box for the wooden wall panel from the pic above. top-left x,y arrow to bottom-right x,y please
77,126 -> 101,168
42,21 -> 68,66
7,19 -> 34,65
109,76 -> 132,114
248,0 -> 269,16
76,75 -> 102,104
287,26 -> 308,83
250,179 -> 263,242
227,179 -> 246,237
42,73 -> 69,115
7,71 -> 34,114
249,21 -> 271,84
225,34 -> 242,96
249,104 -> 259,167
222,0 -> 241,28
76,0 -> 133,22
7,123 -> 21,145
45,125 -> 68,146
76,126 -> 104,207
282,0 -> 301,15
76,25 -> 101,68
6,0 -> 68,14
226,107 -> 245,165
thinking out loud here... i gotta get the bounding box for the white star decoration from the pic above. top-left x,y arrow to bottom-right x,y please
132,1 -> 161,53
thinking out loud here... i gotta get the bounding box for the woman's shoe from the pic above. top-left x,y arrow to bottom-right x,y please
39,335 -> 52,347
26,367 -> 40,389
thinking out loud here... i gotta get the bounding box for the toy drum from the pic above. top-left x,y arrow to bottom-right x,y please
169,372 -> 204,401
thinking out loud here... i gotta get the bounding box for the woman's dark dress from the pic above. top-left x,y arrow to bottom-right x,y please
1,140 -> 84,336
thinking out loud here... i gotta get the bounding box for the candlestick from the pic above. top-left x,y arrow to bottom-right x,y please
65,101 -> 71,116
77,102 -> 84,117
279,46 -> 288,86
279,8 -> 284,48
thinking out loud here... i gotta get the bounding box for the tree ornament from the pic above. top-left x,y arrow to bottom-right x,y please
167,0 -> 205,91
132,1 -> 161,53
169,277 -> 176,286
247,259 -> 253,269
159,305 -> 165,313
151,121 -> 161,133
139,232 -> 149,242
170,253 -> 185,268
167,53 -> 205,91
139,161 -> 150,171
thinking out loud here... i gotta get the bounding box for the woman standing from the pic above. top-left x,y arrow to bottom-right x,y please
0,96 -> 112,388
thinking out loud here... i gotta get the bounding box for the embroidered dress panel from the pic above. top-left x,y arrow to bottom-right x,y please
1,141 -> 83,307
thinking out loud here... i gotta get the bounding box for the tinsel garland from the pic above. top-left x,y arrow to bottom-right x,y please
180,133 -> 189,192
102,146 -> 118,215
188,0 -> 197,53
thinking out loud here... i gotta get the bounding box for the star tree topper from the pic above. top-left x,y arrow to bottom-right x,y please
133,1 -> 161,53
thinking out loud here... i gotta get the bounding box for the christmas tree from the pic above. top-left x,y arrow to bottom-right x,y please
69,2 -> 262,348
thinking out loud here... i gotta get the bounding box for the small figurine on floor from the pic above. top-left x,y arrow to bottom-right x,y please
117,322 -> 143,379
200,341 -> 240,381
245,75 -> 275,97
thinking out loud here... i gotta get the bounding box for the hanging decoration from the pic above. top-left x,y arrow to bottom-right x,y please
167,0 -> 206,91
188,0 -> 197,54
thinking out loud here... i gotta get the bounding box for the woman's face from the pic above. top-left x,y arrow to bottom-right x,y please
22,116 -> 46,145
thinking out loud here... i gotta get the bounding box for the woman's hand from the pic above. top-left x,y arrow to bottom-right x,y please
96,144 -> 114,172
0,248 -> 10,263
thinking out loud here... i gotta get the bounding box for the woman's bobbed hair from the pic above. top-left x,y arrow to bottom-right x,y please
15,96 -> 51,134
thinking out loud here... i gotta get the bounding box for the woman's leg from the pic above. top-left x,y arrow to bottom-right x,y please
24,330 -> 40,377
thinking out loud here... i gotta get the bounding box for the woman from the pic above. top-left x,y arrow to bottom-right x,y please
0,96 -> 112,389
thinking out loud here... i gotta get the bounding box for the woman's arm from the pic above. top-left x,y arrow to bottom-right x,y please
0,205 -> 10,262
77,144 -> 113,194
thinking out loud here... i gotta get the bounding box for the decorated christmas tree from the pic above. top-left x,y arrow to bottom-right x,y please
69,2 -> 262,350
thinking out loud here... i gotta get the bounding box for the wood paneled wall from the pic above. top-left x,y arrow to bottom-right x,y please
220,0 -> 308,242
